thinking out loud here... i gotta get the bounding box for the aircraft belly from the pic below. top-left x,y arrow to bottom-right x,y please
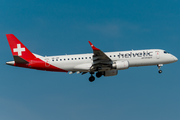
129,57 -> 171,67
128,59 -> 142,67
49,61 -> 92,71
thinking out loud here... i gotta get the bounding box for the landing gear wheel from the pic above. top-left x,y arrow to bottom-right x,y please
89,76 -> 95,82
96,72 -> 102,78
157,64 -> 163,74
158,70 -> 162,74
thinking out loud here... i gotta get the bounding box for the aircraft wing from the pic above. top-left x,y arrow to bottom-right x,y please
88,41 -> 113,71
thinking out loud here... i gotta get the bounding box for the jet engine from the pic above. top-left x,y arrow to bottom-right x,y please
112,61 -> 129,70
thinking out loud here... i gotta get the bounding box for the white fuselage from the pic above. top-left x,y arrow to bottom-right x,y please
37,49 -> 177,72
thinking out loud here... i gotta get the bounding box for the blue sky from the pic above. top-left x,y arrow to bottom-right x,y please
1,0 -> 180,120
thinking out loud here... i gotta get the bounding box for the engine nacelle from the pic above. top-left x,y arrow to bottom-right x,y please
112,61 -> 129,70
104,70 -> 118,77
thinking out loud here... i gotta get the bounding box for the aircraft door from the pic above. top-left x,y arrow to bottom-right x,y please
45,58 -> 50,67
156,51 -> 160,59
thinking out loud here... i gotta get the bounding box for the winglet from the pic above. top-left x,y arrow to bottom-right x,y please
88,41 -> 100,51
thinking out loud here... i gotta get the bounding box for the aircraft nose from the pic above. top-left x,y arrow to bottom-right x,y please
173,56 -> 178,62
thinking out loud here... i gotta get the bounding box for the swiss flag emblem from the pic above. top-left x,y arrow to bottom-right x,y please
13,44 -> 25,56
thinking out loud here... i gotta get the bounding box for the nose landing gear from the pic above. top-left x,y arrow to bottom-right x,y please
157,64 -> 163,74
158,70 -> 162,73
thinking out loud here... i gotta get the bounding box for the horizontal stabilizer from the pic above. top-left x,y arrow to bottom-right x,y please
13,55 -> 29,64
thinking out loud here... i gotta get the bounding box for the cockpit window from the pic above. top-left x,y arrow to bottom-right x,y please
164,51 -> 169,54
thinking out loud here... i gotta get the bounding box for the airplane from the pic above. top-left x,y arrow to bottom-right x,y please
6,34 -> 178,82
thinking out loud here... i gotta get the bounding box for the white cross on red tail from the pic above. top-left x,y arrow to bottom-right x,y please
13,44 -> 25,56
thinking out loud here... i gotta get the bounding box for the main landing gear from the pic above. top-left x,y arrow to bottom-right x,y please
96,72 -> 102,78
89,75 -> 95,82
89,72 -> 103,82
157,64 -> 163,74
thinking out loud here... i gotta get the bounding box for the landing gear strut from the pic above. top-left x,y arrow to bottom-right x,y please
157,64 -> 163,74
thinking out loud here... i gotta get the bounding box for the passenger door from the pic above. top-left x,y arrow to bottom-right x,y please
155,51 -> 160,59
45,58 -> 50,67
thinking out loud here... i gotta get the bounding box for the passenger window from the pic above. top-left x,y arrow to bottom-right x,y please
110,55 -> 112,57
114,55 -> 116,57
72,58 -> 73,60
75,58 -> 77,60
68,58 -> 69,60
89,57 -> 91,59
60,59 -> 62,61
64,59 -> 66,61
79,58 -> 80,60
85,57 -> 87,59
82,57 -> 83,59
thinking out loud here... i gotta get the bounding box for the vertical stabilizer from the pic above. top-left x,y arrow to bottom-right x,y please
6,34 -> 36,62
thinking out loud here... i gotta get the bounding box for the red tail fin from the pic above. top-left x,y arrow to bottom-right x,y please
6,34 -> 36,62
